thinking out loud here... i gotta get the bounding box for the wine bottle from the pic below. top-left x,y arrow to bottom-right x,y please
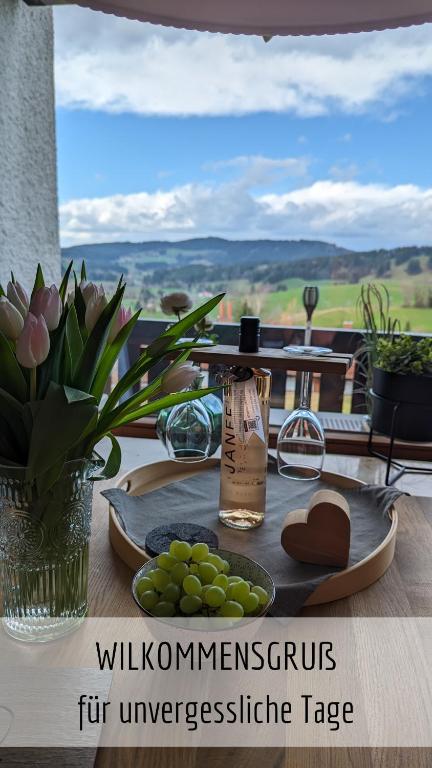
219,317 -> 271,529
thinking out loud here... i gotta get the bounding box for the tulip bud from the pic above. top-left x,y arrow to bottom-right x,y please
108,305 -> 132,343
7,280 -> 29,318
30,285 -> 62,331
161,362 -> 201,394
0,296 -> 24,340
80,281 -> 101,307
85,287 -> 107,333
16,313 -> 50,368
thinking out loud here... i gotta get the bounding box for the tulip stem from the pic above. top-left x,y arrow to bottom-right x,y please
30,368 -> 37,401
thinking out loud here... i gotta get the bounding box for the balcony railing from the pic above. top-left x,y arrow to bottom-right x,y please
113,319 -> 431,460
120,319 -> 365,412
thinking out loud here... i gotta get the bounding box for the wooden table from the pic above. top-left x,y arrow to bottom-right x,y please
188,344 -> 352,376
89,461 -> 432,768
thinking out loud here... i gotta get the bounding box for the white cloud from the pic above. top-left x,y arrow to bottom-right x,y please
59,174 -> 432,250
54,7 -> 432,117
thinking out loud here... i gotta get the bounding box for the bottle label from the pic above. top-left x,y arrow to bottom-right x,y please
232,377 -> 265,445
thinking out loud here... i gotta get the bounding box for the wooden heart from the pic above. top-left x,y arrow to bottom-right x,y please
281,489 -> 350,568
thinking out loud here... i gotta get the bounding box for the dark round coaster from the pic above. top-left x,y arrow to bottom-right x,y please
145,523 -> 219,557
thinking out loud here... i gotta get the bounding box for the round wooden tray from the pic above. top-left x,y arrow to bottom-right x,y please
108,458 -> 398,606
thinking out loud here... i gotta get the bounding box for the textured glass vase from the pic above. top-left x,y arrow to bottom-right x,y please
0,459 -> 95,642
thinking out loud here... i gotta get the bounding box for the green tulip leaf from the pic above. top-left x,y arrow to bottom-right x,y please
72,286 -> 124,392
91,308 -> 141,402
65,304 -> 83,376
0,332 -> 27,403
31,264 -> 45,299
59,261 -> 73,303
26,382 -> 98,484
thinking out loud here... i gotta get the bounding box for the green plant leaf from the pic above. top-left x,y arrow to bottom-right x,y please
31,264 -> 45,299
0,332 -> 27,402
100,347 -> 192,430
72,286 -> 125,392
0,388 -> 27,462
104,386 -> 220,434
0,284 -> 5,298
59,261 -> 73,303
90,432 -> 122,480
90,309 -> 141,402
102,293 -> 223,413
65,304 -> 83,377
26,382 -> 98,484
73,272 -> 87,336
81,261 -> 87,281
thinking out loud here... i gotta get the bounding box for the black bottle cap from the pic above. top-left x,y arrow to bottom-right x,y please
239,316 -> 260,353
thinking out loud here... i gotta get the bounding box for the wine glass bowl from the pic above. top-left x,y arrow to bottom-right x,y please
166,399 -> 212,463
277,407 -> 325,481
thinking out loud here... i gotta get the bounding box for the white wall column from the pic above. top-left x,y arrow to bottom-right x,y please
0,0 -> 60,287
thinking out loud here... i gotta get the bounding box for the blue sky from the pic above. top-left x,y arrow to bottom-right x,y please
54,7 -> 432,250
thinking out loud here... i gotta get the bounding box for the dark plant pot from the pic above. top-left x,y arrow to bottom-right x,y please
372,367 -> 432,442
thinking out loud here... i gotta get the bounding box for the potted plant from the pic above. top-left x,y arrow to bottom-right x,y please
0,262 -> 223,641
372,335 -> 432,441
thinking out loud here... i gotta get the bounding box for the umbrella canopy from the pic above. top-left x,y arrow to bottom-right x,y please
26,0 -> 432,36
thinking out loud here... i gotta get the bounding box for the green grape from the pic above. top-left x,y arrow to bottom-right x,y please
199,561 -> 218,585
139,590 -> 159,611
180,595 -> 202,615
213,573 -> 229,591
204,586 -> 226,608
183,575 -> 202,596
189,563 -> 199,575
135,576 -> 153,598
171,562 -> 189,585
227,575 -> 242,584
169,539 -> 181,557
232,580 -> 250,604
157,552 -> 178,571
222,559 -> 230,575
251,586 -> 269,606
149,568 -> 171,592
226,584 -> 237,601
171,540 -> 192,562
206,553 -> 225,572
246,580 -> 254,589
243,592 -> 260,614
160,583 -> 181,604
191,542 -> 209,562
153,601 -> 176,617
219,600 -> 244,618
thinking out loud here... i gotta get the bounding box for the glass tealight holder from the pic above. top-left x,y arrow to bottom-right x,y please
166,399 -> 212,463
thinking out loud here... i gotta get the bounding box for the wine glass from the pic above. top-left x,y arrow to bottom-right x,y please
277,285 -> 325,479
277,372 -> 325,479
166,399 -> 212,463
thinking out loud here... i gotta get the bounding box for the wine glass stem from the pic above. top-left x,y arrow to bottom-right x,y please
299,371 -> 312,410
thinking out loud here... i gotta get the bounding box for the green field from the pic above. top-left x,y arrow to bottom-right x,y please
127,277 -> 432,333
259,279 -> 432,332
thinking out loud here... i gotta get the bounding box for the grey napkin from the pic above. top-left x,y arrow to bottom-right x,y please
103,460 -> 402,616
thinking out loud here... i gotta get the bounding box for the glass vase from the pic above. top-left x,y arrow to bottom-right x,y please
0,459 -> 96,642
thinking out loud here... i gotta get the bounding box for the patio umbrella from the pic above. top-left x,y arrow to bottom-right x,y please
25,0 -> 432,36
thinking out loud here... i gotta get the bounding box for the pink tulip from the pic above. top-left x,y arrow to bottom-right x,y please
7,280 -> 29,318
30,285 -> 62,331
85,287 -> 107,333
0,297 -> 24,340
16,313 -> 50,368
108,306 -> 132,343
161,362 -> 200,394
80,281 -> 101,307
